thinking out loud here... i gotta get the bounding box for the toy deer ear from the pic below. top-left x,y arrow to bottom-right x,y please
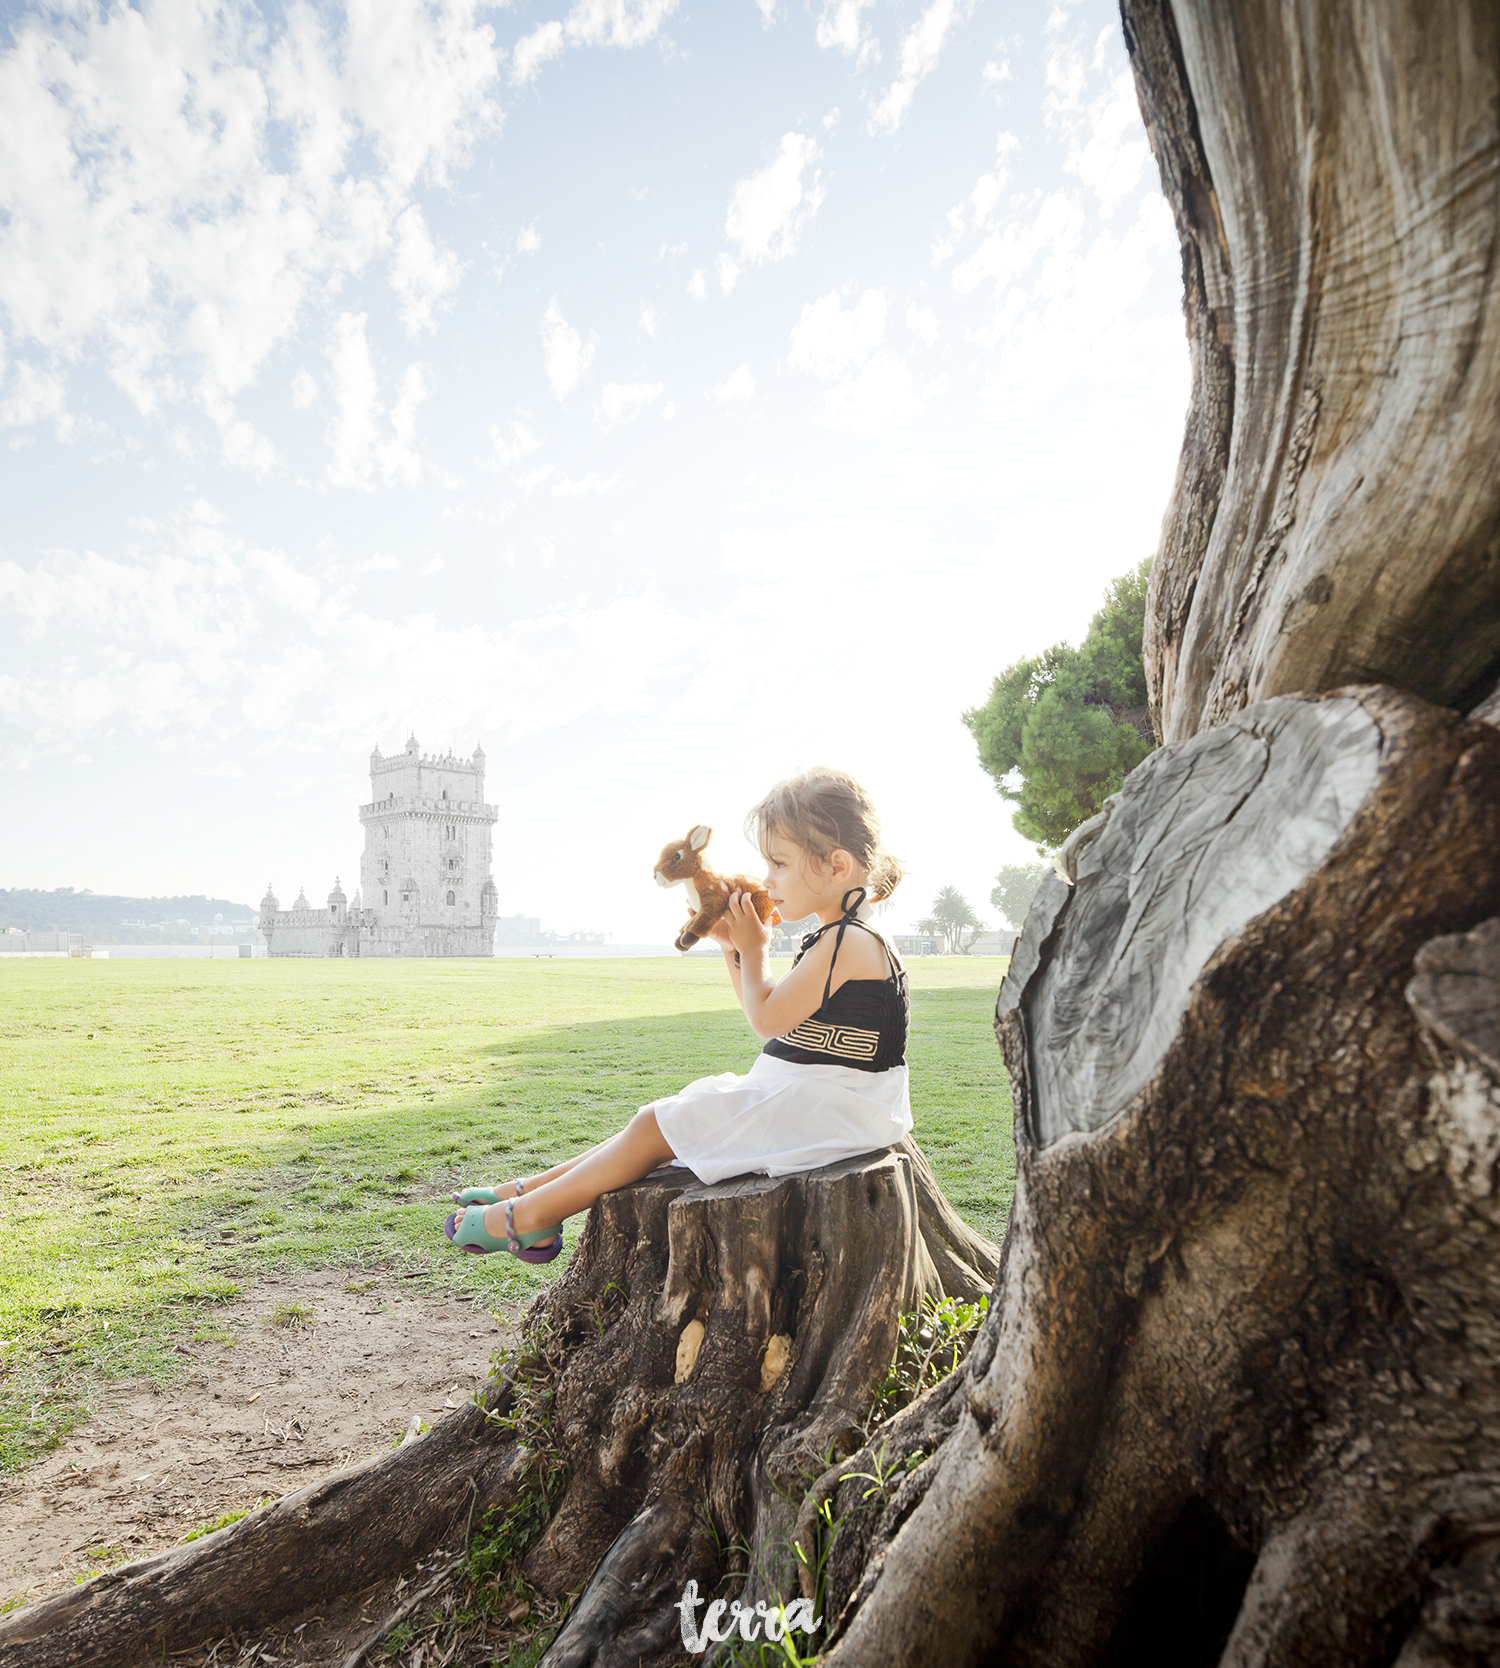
688,824 -> 712,851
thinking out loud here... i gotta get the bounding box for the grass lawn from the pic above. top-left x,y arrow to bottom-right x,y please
0,955 -> 1014,1472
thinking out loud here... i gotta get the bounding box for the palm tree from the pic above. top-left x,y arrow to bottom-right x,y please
928,886 -> 984,954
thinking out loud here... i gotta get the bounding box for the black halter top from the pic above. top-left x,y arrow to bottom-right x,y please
762,888 -> 910,1073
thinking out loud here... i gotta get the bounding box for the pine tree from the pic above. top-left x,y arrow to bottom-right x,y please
963,558 -> 1156,847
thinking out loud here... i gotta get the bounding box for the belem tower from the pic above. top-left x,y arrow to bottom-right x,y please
260,736 -> 499,957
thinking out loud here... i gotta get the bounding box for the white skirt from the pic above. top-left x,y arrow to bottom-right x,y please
647,1052 -> 913,1186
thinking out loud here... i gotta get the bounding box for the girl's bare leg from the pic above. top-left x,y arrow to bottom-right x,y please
484,1110 -> 676,1243
477,1147 -> 596,1200
476,1112 -> 650,1198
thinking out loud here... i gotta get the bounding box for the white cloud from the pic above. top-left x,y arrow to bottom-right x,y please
599,381 -> 665,429
816,1 -> 878,63
419,555 -> 446,575
970,131 -> 1022,226
511,0 -> 678,85
788,289 -> 887,380
784,290 -> 919,437
389,205 -> 465,336
552,471 -> 620,496
975,191 -> 1180,418
202,390 -> 279,475
723,134 -> 824,273
541,297 -> 595,398
982,58 -> 1013,97
1066,68 -> 1150,215
326,314 -> 383,487
825,354 -> 918,438
0,362 -> 68,431
0,514 -> 700,756
0,0 -> 501,433
907,304 -> 939,345
639,303 -> 659,338
823,107 -> 841,131
931,203 -> 965,266
511,21 -> 566,83
324,313 -> 430,488
291,369 -> 319,409
710,364 -> 755,403
757,0 -> 778,26
870,0 -> 973,136
491,420 -> 542,467
517,222 -> 542,254
385,364 -> 432,485
687,268 -> 706,300
952,190 -> 1083,296
1038,9 -> 1147,216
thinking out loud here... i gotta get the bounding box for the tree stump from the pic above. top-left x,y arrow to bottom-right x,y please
805,687 -> 1500,1667
0,1143 -> 996,1668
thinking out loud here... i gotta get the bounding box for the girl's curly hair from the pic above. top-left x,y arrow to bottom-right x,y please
746,768 -> 904,902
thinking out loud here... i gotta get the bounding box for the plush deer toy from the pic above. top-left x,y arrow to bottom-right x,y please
653,825 -> 778,952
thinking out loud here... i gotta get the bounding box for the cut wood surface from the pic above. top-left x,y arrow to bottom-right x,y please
1003,693 -> 1379,1146
815,689 -> 1500,1667
0,1148 -> 997,1668
1128,0 -> 1500,743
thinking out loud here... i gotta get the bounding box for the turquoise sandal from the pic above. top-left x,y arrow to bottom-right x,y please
450,1177 -> 526,1207
443,1198 -> 563,1263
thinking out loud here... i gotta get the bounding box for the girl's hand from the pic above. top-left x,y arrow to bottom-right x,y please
723,890 -> 772,958
707,914 -> 736,950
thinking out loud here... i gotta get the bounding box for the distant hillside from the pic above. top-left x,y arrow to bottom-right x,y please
0,888 -> 256,945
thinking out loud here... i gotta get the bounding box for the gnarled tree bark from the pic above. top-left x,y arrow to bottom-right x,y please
1132,0 -> 1500,742
0,1143 -> 996,1668
815,687 -> 1500,1667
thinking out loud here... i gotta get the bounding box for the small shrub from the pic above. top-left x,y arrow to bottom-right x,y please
268,1302 -> 314,1330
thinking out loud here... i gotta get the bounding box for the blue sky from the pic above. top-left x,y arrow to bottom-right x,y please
0,0 -> 1187,941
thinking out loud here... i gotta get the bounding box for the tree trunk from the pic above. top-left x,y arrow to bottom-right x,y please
810,687 -> 1500,1667
0,1145 -> 996,1668
1131,0 -> 1500,744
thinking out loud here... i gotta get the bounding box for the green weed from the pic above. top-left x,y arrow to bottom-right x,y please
866,1293 -> 989,1436
179,1500 -> 267,1543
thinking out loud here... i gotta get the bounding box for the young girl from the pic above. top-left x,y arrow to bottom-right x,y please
443,768 -> 910,1261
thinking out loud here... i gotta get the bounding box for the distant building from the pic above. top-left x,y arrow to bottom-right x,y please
494,914 -> 544,947
261,735 -> 499,958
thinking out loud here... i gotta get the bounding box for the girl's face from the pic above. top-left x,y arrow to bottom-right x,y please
762,833 -> 824,922
763,829 -> 865,921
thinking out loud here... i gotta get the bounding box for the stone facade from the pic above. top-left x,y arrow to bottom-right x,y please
261,736 -> 499,958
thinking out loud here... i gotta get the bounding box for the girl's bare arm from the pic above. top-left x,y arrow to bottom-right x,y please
720,893 -> 879,1039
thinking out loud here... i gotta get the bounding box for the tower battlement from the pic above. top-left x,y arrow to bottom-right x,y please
262,735 -> 498,959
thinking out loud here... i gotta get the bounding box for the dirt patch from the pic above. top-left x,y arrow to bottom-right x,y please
0,1269 -> 518,1613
